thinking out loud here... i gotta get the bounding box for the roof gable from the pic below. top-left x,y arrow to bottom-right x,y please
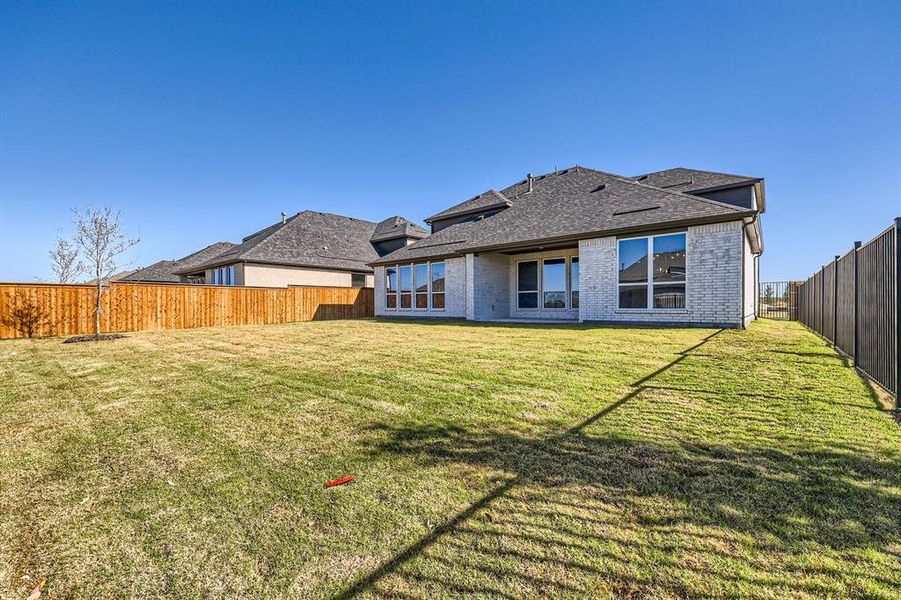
371,215 -> 429,242
425,189 -> 512,223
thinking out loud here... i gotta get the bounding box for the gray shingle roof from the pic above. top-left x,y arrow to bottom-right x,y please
371,216 -> 429,242
372,166 -> 754,265
425,190 -> 513,223
632,168 -> 760,193
123,241 -> 236,282
178,211 -> 382,274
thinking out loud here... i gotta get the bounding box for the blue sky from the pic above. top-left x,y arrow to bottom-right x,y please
1,1 -> 899,282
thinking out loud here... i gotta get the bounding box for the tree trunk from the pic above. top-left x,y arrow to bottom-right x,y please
95,276 -> 102,336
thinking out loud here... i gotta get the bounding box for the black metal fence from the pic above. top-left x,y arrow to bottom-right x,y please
798,218 -> 900,406
758,281 -> 799,320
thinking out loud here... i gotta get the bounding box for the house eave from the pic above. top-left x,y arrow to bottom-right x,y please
175,258 -> 375,275
424,201 -> 513,225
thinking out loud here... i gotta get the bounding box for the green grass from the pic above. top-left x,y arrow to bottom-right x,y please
1,319 -> 899,599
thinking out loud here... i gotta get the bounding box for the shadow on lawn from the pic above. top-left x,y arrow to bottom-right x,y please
337,330 -> 901,598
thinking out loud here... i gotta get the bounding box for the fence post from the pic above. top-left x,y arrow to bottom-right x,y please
894,218 -> 901,411
853,241 -> 862,365
833,255 -> 840,346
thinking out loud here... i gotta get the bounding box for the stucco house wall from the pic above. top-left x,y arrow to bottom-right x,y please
242,264 -> 373,288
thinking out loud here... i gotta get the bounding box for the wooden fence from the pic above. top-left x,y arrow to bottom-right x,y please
798,218 -> 900,406
0,282 -> 374,339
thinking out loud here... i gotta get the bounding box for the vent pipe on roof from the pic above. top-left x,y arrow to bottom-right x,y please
281,212 -> 287,224
527,173 -> 534,193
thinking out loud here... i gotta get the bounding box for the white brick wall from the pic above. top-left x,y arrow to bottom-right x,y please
579,221 -> 746,327
466,253 -> 511,321
374,257 -> 466,318
742,229 -> 757,328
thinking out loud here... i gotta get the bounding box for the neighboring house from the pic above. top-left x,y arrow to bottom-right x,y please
173,211 -> 427,288
370,166 -> 765,328
122,241 -> 236,284
86,269 -> 140,286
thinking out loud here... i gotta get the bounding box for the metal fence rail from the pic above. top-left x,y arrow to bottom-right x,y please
758,280 -> 799,320
798,218 -> 900,407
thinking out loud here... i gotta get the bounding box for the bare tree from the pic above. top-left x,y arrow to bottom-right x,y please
72,207 -> 139,336
49,235 -> 84,283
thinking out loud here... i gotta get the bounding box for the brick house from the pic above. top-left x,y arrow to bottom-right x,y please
369,166 -> 764,328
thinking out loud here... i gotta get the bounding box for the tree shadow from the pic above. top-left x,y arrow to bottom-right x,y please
336,329 -> 901,598
2,297 -> 49,338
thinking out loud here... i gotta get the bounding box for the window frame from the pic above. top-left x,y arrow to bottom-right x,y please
516,259 -> 540,310
571,256 -> 579,309
384,261 -> 446,311
541,257 -> 567,310
616,232 -> 687,311
430,262 -> 445,310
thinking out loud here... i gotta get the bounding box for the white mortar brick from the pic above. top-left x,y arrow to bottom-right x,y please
579,221 -> 746,327
466,253 -> 511,321
374,257 -> 466,318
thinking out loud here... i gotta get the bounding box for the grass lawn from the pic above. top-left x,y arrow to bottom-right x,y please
1,319 -> 899,599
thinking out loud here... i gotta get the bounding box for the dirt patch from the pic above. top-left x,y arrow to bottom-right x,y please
63,333 -> 127,344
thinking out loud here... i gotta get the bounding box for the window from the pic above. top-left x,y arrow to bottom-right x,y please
431,262 -> 445,309
618,233 -> 686,309
571,257 -> 579,308
385,262 -> 445,310
542,258 -> 566,309
228,265 -> 235,286
386,268 -> 397,308
212,269 -> 219,285
517,261 -> 538,308
414,264 -> 429,309
652,234 -> 686,308
399,265 -> 412,308
351,273 -> 366,288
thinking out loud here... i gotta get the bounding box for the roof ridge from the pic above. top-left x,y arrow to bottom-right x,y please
636,166 -> 761,182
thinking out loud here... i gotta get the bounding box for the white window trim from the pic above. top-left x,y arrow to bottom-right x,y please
616,232 -> 688,311
385,261 -> 446,311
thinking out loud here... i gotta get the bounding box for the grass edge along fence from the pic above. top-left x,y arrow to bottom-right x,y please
0,282 -> 374,340
798,217 -> 900,409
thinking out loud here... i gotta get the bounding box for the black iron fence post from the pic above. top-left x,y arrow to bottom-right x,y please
833,255 -> 840,346
853,241 -> 862,366
894,217 -> 900,411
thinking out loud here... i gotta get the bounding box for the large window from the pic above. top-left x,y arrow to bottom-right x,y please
399,265 -> 412,308
571,257 -> 579,308
431,262 -> 445,309
386,268 -> 397,308
414,264 -> 429,309
517,256 -> 578,310
384,261 -> 445,310
517,261 -> 539,308
211,265 -> 236,286
618,233 -> 686,309
542,258 -> 566,309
